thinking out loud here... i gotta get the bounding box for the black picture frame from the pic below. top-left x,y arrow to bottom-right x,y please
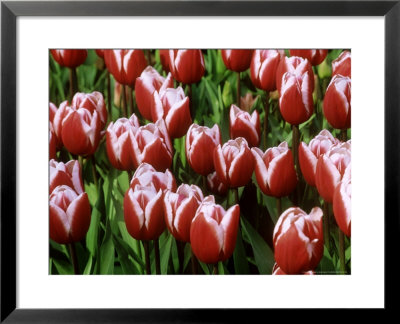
1,0 -> 398,321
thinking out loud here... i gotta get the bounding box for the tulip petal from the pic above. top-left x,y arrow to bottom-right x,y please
49,204 -> 70,244
66,193 -> 91,242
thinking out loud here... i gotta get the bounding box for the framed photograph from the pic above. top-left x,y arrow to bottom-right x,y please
1,0 -> 398,321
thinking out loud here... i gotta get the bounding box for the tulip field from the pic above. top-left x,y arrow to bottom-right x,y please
49,49 -> 351,275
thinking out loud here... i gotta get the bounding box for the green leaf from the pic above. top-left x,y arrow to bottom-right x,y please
86,179 -> 104,256
241,217 -> 274,274
160,233 -> 173,274
112,234 -> 140,274
233,226 -> 250,274
52,258 -> 73,275
83,256 -> 93,275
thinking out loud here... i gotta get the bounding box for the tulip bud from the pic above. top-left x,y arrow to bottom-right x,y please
229,104 -> 260,147
279,72 -> 314,125
164,184 -> 204,242
186,124 -> 221,176
272,263 -> 315,275
49,185 -> 91,244
323,75 -> 351,129
130,162 -> 176,193
332,51 -> 351,78
190,196 -> 240,264
61,107 -> 103,156
207,171 -> 228,196
135,66 -> 174,121
52,101 -> 69,147
124,186 -> 165,241
273,207 -> 323,274
95,49 -> 104,58
151,87 -> 192,138
132,119 -> 173,171
221,49 -> 253,72
214,137 -> 254,188
49,102 -> 57,124
276,56 -> 314,94
50,49 -> 88,68
169,50 -> 205,84
315,141 -> 351,203
49,159 -> 84,194
106,114 -> 140,171
49,126 -> 57,160
333,164 -> 351,237
299,130 -> 340,187
252,142 -> 297,198
159,49 -> 171,72
289,49 -> 328,66
240,93 -> 258,113
104,50 -> 147,87
72,91 -> 108,128
250,50 -> 283,91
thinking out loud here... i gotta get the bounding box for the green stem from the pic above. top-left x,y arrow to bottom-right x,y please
69,67 -> 78,101
121,84 -> 127,117
154,238 -> 161,275
340,129 -> 348,142
187,84 -> 194,120
190,247 -> 197,275
232,187 -> 239,205
323,200 -> 331,252
237,72 -> 241,108
339,230 -> 346,274
68,243 -> 79,275
263,92 -> 269,150
143,241 -> 151,275
91,156 -> 98,188
177,240 -> 185,274
292,124 -> 301,204
202,175 -> 207,195
213,263 -> 219,275
276,197 -> 282,217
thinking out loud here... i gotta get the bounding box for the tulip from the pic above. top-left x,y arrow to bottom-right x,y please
169,49 -> 205,84
49,126 -> 57,160
130,162 -> 176,193
72,91 -> 108,128
49,185 -> 91,244
272,263 -> 315,275
95,49 -> 104,58
159,49 -> 171,72
252,142 -> 297,198
49,159 -> 84,194
323,75 -> 351,129
250,50 -> 283,91
333,164 -> 351,237
214,137 -> 254,188
61,106 -> 102,156
49,102 -> 57,124
106,114 -> 140,171
279,72 -> 314,125
221,49 -> 253,72
299,130 -> 340,187
52,101 -> 69,147
207,171 -> 228,196
276,56 -> 314,94
164,184 -> 204,242
104,49 -> 147,87
186,124 -> 221,176
332,50 -> 351,78
124,186 -> 165,241
190,196 -> 240,264
151,87 -> 192,138
240,93 -> 258,112
131,119 -> 173,171
273,207 -> 323,274
315,141 -> 351,203
229,104 -> 260,147
289,49 -> 328,66
50,49 -> 88,68
135,66 -> 174,121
